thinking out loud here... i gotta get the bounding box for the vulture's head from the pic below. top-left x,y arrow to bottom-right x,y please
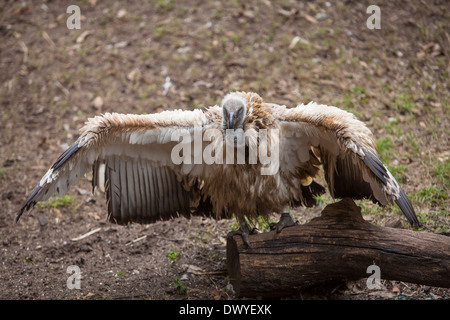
221,92 -> 248,131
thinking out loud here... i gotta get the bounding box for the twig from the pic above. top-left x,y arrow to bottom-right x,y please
125,235 -> 147,246
19,41 -> 28,63
71,227 -> 101,241
53,76 -> 70,96
42,31 -> 56,50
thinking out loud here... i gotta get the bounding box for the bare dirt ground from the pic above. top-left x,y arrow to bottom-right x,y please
0,0 -> 448,300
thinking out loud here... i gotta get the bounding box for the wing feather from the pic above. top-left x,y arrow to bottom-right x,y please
163,167 -> 173,215
277,102 -> 419,227
136,159 -> 146,223
119,159 -> 129,223
362,150 -> 388,185
148,165 -> 157,219
154,166 -> 164,216
128,160 -> 138,222
140,159 -> 150,221
17,109 -> 215,224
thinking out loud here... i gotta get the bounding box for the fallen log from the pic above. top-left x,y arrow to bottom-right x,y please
226,198 -> 450,298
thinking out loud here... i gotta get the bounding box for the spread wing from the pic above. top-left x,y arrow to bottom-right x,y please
17,108 -> 221,225
276,102 -> 420,227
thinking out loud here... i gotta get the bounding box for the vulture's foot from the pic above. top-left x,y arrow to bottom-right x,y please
270,212 -> 297,233
226,221 -> 256,248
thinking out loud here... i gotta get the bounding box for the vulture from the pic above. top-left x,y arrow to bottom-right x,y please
17,91 -> 420,246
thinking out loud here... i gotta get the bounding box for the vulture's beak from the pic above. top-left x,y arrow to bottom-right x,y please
228,112 -> 234,129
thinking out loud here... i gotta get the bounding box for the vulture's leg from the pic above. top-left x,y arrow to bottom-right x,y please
226,221 -> 256,248
270,206 -> 297,233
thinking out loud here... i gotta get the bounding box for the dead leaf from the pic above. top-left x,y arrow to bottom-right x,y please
278,8 -> 297,17
127,69 -> 140,82
289,36 -> 309,49
302,13 -> 318,24
53,208 -> 62,221
182,264 -> 204,275
368,291 -> 396,298
92,96 -> 103,109
359,61 -> 369,69
392,284 -> 400,294
75,187 -> 91,196
117,8 -> 127,19
87,211 -> 101,220
37,137 -> 47,147
410,107 -> 421,116
114,41 -> 128,49
400,158 -> 412,164
421,42 -> 435,51
346,281 -> 364,294
76,30 -> 92,43
416,51 -> 425,59
193,80 -> 213,88
242,10 -> 255,19
213,290 -> 222,300
430,101 -> 441,108
13,5 -> 30,15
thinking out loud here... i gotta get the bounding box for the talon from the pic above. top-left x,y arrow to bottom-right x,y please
227,221 -> 256,248
270,212 -> 297,233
